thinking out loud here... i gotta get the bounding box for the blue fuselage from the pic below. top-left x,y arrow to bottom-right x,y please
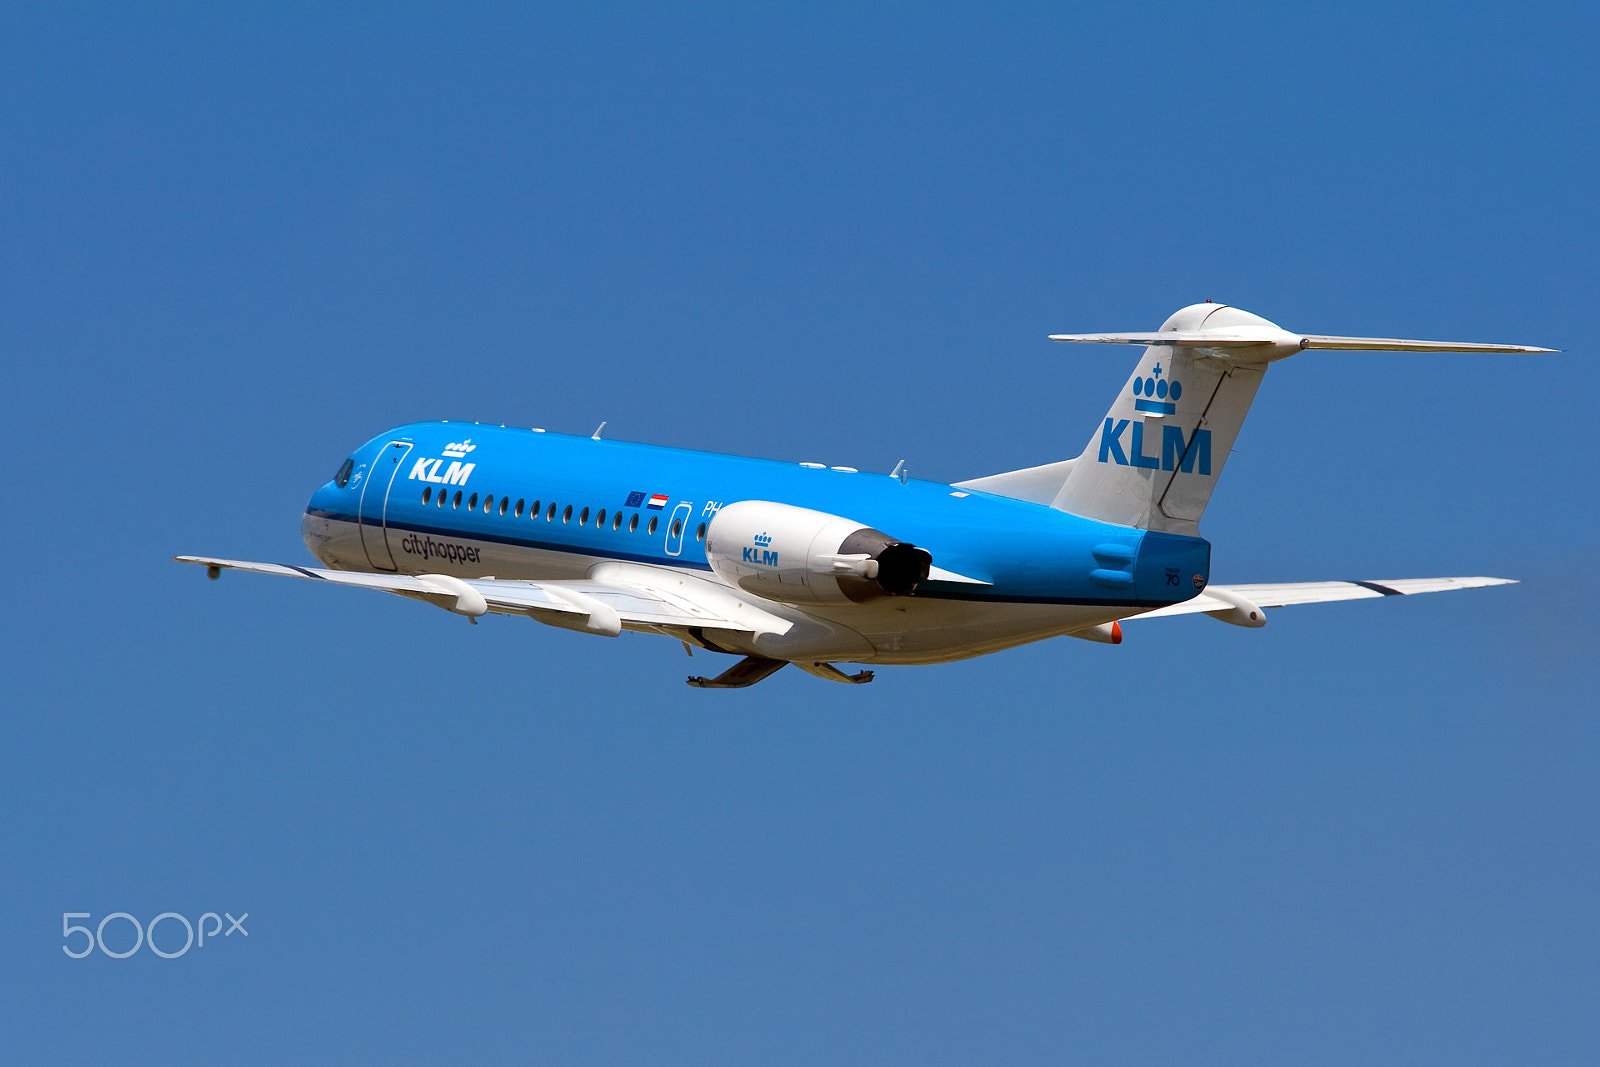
302,422 -> 1210,662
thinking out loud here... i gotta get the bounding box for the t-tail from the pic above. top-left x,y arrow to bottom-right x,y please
957,302 -> 1552,535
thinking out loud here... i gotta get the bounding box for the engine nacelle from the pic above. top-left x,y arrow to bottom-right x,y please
704,500 -> 932,605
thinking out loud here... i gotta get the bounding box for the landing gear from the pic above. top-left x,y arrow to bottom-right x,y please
794,662 -> 874,685
685,657 -> 875,689
686,656 -> 788,689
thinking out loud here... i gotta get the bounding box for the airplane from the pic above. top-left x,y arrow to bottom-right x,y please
177,302 -> 1549,688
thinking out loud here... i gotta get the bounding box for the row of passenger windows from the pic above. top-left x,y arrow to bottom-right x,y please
419,486 -> 705,542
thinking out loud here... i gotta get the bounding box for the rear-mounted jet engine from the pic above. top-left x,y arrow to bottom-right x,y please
704,500 -> 932,604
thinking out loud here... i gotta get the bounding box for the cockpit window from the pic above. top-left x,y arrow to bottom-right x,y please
334,458 -> 354,488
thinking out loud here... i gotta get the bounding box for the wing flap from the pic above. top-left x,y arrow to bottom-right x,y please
174,556 -> 791,635
176,556 -> 461,596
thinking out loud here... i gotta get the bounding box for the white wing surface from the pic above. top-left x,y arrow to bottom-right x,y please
1131,576 -> 1516,627
174,556 -> 793,638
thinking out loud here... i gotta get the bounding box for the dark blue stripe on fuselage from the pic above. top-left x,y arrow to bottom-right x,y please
307,507 -> 715,572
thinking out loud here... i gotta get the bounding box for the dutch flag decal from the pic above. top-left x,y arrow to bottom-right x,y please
647,493 -> 670,510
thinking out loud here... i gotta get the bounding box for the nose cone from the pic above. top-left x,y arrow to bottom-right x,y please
302,482 -> 350,567
303,506 -> 335,566
306,480 -> 341,516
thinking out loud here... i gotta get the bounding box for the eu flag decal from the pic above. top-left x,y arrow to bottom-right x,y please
623,490 -> 646,508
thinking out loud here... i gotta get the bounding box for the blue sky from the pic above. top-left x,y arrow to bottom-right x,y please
3,3 -> 1596,1063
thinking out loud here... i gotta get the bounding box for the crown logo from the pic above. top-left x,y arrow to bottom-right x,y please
753,532 -> 773,547
442,439 -> 477,458
1131,376 -> 1181,401
1131,371 -> 1181,414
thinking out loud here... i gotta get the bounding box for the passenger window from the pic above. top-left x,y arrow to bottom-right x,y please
483,495 -> 494,513
579,507 -> 590,526
334,458 -> 354,488
613,512 -> 622,530
422,487 -> 432,504
562,505 -> 572,524
672,518 -> 683,538
597,509 -> 607,528
453,491 -> 463,509
438,490 -> 447,507
468,493 -> 479,510
514,499 -> 523,517
546,503 -> 556,521
696,522 -> 706,541
629,514 -> 638,532
648,516 -> 658,535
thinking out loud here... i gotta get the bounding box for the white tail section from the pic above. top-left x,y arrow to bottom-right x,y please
1045,302 -> 1551,534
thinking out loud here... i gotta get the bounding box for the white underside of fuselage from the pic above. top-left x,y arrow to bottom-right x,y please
303,513 -> 1132,665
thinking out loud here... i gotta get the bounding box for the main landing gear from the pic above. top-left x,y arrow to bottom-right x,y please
686,656 -> 874,689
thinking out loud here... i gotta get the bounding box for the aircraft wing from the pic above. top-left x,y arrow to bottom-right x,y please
1130,576 -> 1516,626
174,556 -> 794,638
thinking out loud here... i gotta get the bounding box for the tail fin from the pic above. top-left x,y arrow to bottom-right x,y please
1046,302 -> 1550,534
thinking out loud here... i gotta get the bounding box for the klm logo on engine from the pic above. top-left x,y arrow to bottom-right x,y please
407,439 -> 477,487
743,531 -> 778,566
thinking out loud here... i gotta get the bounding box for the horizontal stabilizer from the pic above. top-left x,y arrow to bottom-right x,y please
1297,335 -> 1554,354
1050,331 -> 1284,346
1049,331 -> 1552,355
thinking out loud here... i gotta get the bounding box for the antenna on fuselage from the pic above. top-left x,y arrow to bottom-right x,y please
591,421 -> 607,440
889,459 -> 909,485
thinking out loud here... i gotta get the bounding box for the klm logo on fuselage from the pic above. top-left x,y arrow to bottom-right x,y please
743,531 -> 778,566
407,439 -> 477,487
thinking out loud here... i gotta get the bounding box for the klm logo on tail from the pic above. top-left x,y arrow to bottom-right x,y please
1098,366 -> 1212,473
1099,419 -> 1212,474
1132,363 -> 1183,414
